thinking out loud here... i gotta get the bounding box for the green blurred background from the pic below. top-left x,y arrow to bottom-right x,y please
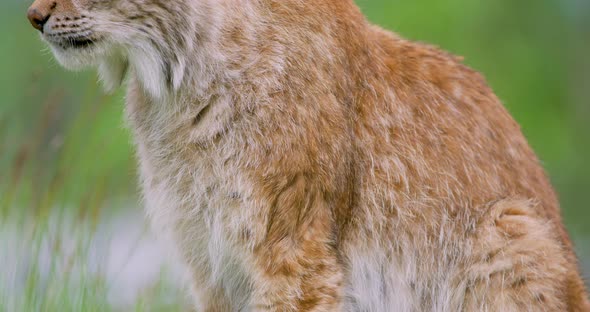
1,0 -> 588,309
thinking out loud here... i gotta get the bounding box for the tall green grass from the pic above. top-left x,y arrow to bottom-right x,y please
0,6 -> 184,307
0,82 -> 185,310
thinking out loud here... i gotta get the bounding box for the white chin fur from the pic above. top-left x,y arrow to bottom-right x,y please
127,44 -> 170,100
98,51 -> 129,94
50,42 -> 129,94
49,38 -> 174,99
50,45 -> 100,70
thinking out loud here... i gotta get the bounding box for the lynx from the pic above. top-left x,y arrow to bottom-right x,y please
27,0 -> 589,311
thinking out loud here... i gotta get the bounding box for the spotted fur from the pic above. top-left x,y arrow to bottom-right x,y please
28,0 -> 589,310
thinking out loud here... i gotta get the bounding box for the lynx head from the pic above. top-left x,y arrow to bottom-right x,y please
27,0 -> 220,98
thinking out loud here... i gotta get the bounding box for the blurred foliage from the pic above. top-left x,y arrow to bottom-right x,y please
0,0 -> 589,304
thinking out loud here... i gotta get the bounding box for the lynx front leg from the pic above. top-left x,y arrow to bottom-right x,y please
190,286 -> 232,312
246,175 -> 344,312
248,240 -> 343,312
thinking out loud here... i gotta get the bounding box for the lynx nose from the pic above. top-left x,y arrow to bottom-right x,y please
27,1 -> 56,32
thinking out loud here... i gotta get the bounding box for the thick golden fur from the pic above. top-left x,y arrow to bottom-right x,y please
28,0 -> 589,310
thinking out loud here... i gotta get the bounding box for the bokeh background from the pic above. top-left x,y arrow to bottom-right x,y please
1,0 -> 589,310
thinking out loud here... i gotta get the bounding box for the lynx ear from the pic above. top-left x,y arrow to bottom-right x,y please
98,52 -> 129,94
